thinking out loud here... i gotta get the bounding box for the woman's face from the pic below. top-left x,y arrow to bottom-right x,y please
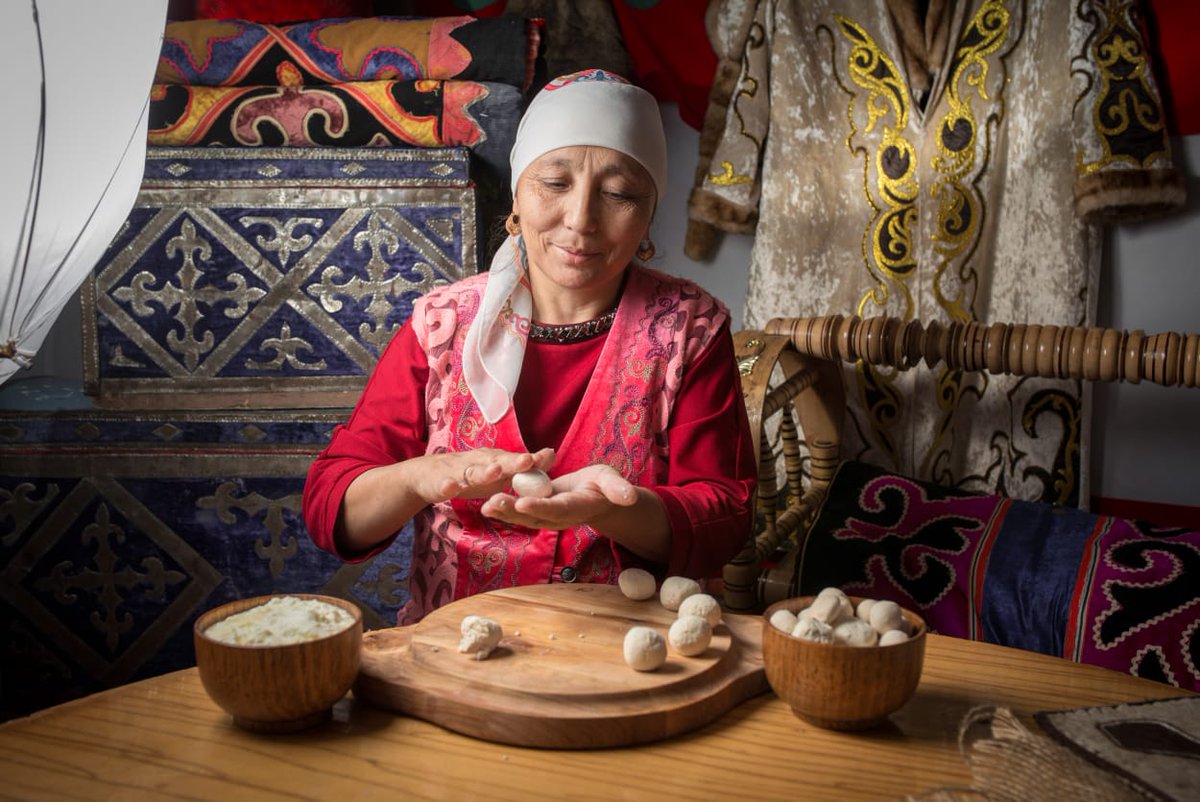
513,145 -> 656,308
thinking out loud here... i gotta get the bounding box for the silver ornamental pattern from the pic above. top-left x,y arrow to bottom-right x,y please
84,184 -> 476,407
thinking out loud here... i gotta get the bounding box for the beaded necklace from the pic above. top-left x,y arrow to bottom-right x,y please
528,307 -> 617,344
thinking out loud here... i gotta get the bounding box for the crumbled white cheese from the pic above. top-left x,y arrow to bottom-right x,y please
204,596 -> 354,646
459,615 -> 503,660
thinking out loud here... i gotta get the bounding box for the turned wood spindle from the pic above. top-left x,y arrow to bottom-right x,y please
767,315 -> 1200,388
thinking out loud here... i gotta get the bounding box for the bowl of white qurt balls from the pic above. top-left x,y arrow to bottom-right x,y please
761,587 -> 926,730
194,593 -> 363,732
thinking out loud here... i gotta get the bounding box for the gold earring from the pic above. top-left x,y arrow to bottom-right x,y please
636,238 -> 656,261
505,212 -> 521,236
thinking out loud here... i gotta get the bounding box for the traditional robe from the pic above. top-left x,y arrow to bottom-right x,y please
689,0 -> 1184,504
304,264 -> 757,623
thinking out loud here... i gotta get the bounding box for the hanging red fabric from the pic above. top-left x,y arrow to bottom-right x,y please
608,0 -> 715,130
190,0 -> 372,21
1145,0 -> 1200,135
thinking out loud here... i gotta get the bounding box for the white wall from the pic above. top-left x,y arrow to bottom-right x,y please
655,103 -> 1200,507
650,106 -> 753,330
1094,135 -> 1200,506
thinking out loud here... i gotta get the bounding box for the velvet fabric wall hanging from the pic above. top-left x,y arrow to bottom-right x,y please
192,0 -> 372,22
147,79 -> 521,182
157,16 -> 540,92
82,147 -> 479,409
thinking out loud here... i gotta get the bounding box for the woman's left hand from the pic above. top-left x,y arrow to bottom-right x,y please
479,463 -> 638,530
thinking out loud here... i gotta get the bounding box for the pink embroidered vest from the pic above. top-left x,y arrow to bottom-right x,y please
400,265 -> 729,623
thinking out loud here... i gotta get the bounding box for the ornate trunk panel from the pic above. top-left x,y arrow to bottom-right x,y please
82,146 -> 479,409
0,405 -> 413,718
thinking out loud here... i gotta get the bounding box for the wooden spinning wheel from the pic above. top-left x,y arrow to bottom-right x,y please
723,330 -> 845,612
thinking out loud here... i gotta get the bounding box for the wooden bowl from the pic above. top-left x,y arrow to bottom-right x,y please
761,596 -> 926,730
194,594 -> 363,733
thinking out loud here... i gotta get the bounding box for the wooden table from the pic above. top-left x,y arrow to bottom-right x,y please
2,633 -> 1190,801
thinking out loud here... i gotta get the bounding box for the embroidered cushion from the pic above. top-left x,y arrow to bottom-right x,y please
158,16 -> 539,91
796,460 -> 1200,692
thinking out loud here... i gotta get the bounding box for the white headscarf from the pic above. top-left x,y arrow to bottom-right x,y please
462,70 -> 667,424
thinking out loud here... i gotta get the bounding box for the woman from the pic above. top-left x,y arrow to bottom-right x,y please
303,70 -> 756,624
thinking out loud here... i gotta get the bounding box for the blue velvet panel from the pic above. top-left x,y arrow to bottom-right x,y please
83,146 -> 479,408
978,502 -> 1093,656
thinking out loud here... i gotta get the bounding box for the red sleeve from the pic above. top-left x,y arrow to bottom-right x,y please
302,322 -> 428,561
650,323 -> 757,578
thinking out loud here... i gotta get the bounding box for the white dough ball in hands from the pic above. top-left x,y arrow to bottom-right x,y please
769,608 -> 799,634
511,469 -> 553,498
659,576 -> 701,611
623,626 -> 667,671
832,618 -> 878,647
458,615 -> 503,660
677,593 -> 722,627
618,567 -> 657,601
668,615 -> 713,656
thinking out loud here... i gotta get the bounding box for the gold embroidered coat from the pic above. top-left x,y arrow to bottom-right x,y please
689,0 -> 1185,504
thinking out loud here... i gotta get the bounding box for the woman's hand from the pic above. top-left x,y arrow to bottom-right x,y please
479,463 -> 639,531
336,446 -> 553,555
432,446 -> 557,503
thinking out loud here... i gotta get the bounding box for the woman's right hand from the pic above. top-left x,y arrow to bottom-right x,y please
336,446 -> 554,555
430,446 -> 556,503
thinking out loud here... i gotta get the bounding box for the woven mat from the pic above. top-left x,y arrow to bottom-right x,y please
907,704 -> 1191,801
1036,696 -> 1200,801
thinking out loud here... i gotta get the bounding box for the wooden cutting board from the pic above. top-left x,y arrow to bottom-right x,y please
353,583 -> 769,748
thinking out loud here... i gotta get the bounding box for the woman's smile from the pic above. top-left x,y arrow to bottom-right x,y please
554,243 -> 601,264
